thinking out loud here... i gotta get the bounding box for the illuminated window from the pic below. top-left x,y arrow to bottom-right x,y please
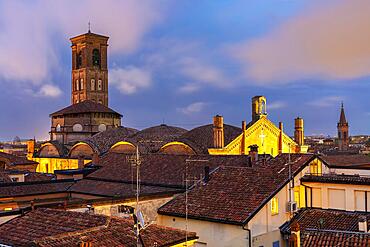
310,160 -> 322,175
56,124 -> 61,132
271,197 -> 279,215
91,79 -> 95,91
97,80 -> 102,90
76,79 -> 79,91
80,79 -> 84,90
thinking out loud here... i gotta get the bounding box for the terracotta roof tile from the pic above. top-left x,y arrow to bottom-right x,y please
321,154 -> 370,169
281,208 -> 370,234
302,230 -> 370,247
89,153 -> 251,188
158,154 -> 315,224
50,100 -> 122,117
0,151 -> 38,166
301,174 -> 370,185
0,208 -> 197,247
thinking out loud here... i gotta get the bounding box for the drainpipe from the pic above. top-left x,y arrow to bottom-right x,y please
242,225 -> 252,247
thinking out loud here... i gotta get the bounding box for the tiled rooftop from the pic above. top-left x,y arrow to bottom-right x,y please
0,151 -> 38,166
301,230 -> 370,247
158,154 -> 315,224
50,100 -> 122,117
301,173 -> 370,185
0,208 -> 197,247
321,154 -> 370,169
280,208 -> 370,234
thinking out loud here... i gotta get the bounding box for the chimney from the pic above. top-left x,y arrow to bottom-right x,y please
248,145 -> 259,165
30,200 -> 35,211
27,139 -> 36,160
278,122 -> 283,154
242,121 -> 247,131
213,115 -> 224,148
204,166 -> 210,183
294,117 -> 304,146
78,155 -> 85,170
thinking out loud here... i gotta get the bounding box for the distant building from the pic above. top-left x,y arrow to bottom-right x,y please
337,103 -> 349,151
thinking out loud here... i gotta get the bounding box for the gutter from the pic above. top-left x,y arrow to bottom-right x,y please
242,224 -> 252,247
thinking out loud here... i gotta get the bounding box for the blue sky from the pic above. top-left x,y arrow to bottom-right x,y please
1,0 -> 370,141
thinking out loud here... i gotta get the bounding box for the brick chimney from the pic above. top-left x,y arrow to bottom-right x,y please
248,144 -> 259,165
78,155 -> 85,170
213,115 -> 224,148
294,117 -> 304,146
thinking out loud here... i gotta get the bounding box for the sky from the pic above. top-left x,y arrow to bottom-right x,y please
1,0 -> 370,141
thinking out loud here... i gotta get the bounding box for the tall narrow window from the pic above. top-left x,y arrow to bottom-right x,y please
76,51 -> 82,69
92,49 -> 100,67
76,79 -> 79,91
80,78 -> 84,90
91,79 -> 95,91
97,80 -> 102,91
271,197 -> 279,215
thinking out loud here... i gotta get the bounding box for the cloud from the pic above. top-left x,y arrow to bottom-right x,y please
36,84 -> 63,98
178,83 -> 201,94
231,0 -> 370,84
110,66 -> 152,94
177,102 -> 207,115
307,96 -> 343,107
268,101 -> 286,110
0,0 -> 164,90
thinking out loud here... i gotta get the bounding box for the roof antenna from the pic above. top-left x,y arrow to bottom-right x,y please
88,21 -> 91,33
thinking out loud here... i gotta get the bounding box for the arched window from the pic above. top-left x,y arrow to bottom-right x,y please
98,124 -> 107,132
92,49 -> 100,67
76,51 -> 82,69
56,124 -> 61,132
97,79 -> 102,91
76,79 -> 79,91
73,124 -> 83,132
91,79 -> 95,91
261,100 -> 266,114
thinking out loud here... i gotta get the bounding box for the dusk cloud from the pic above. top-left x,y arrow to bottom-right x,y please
307,96 -> 343,107
177,102 -> 207,115
232,0 -> 370,84
268,101 -> 286,110
0,0 -> 164,89
110,66 -> 152,94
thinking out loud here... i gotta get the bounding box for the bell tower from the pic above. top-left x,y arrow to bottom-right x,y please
252,96 -> 267,122
70,30 -> 109,106
337,103 -> 349,151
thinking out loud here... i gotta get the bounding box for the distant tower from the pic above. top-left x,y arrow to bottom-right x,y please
337,103 -> 349,151
294,117 -> 304,146
70,30 -> 109,106
252,96 -> 267,122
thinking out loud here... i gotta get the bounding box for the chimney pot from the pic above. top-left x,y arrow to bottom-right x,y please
248,145 -> 259,165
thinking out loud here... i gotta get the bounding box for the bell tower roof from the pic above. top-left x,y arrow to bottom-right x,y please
339,102 -> 347,125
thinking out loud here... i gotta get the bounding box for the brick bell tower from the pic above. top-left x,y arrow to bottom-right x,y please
70,29 -> 109,106
337,102 -> 349,151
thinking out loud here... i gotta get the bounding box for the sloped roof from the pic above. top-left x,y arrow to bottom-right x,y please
301,173 -> 370,185
301,230 -> 370,247
0,208 -> 197,247
321,154 -> 370,169
178,124 -> 241,154
88,153 -> 251,188
280,208 -> 370,234
0,152 -> 38,166
158,154 -> 315,225
50,100 -> 122,117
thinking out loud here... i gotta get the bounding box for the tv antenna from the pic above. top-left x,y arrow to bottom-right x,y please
184,158 -> 209,246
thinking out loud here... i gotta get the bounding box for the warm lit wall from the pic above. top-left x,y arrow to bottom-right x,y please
34,157 -> 90,173
208,118 -> 301,157
158,216 -> 249,247
303,182 -> 370,212
159,142 -> 196,155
